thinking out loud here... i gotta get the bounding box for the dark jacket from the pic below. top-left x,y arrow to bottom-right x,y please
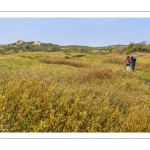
131,56 -> 136,65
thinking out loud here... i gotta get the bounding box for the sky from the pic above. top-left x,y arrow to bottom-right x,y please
0,18 -> 150,47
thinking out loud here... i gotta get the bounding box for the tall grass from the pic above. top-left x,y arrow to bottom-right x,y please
39,57 -> 89,68
0,52 -> 150,132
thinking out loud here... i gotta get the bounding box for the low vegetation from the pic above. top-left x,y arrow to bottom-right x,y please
0,44 -> 150,132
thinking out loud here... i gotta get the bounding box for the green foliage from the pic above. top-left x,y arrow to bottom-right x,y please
0,41 -> 150,56
126,42 -> 135,54
126,42 -> 150,54
134,42 -> 150,52
51,45 -> 61,51
108,48 -> 113,53
25,45 -> 30,50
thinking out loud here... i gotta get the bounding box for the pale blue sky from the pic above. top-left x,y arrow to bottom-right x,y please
0,18 -> 150,47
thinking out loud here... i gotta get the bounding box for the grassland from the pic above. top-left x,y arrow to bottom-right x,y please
0,51 -> 150,132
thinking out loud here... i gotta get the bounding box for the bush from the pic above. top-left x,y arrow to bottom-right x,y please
126,42 -> 136,54
51,46 -> 61,52
126,42 -> 150,54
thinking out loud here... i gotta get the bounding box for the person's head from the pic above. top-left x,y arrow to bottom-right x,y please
133,55 -> 136,59
127,56 -> 129,59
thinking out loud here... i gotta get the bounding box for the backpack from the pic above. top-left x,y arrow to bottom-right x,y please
126,58 -> 130,64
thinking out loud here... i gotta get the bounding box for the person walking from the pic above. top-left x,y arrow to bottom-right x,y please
125,56 -> 131,71
130,55 -> 136,71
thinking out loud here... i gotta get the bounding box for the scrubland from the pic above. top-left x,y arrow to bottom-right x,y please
0,51 -> 150,132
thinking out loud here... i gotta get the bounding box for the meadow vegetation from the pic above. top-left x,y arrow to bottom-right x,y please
0,51 -> 150,132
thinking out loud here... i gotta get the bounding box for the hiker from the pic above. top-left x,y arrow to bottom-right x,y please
130,55 -> 136,71
130,56 -> 133,68
125,56 -> 131,71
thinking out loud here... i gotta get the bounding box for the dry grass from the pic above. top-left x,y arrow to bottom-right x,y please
72,53 -> 86,57
0,52 -> 150,132
39,57 -> 89,68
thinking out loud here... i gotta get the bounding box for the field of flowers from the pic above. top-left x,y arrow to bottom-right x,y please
0,52 -> 150,132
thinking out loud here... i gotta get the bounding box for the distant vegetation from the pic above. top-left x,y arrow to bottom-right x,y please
0,40 -> 150,55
